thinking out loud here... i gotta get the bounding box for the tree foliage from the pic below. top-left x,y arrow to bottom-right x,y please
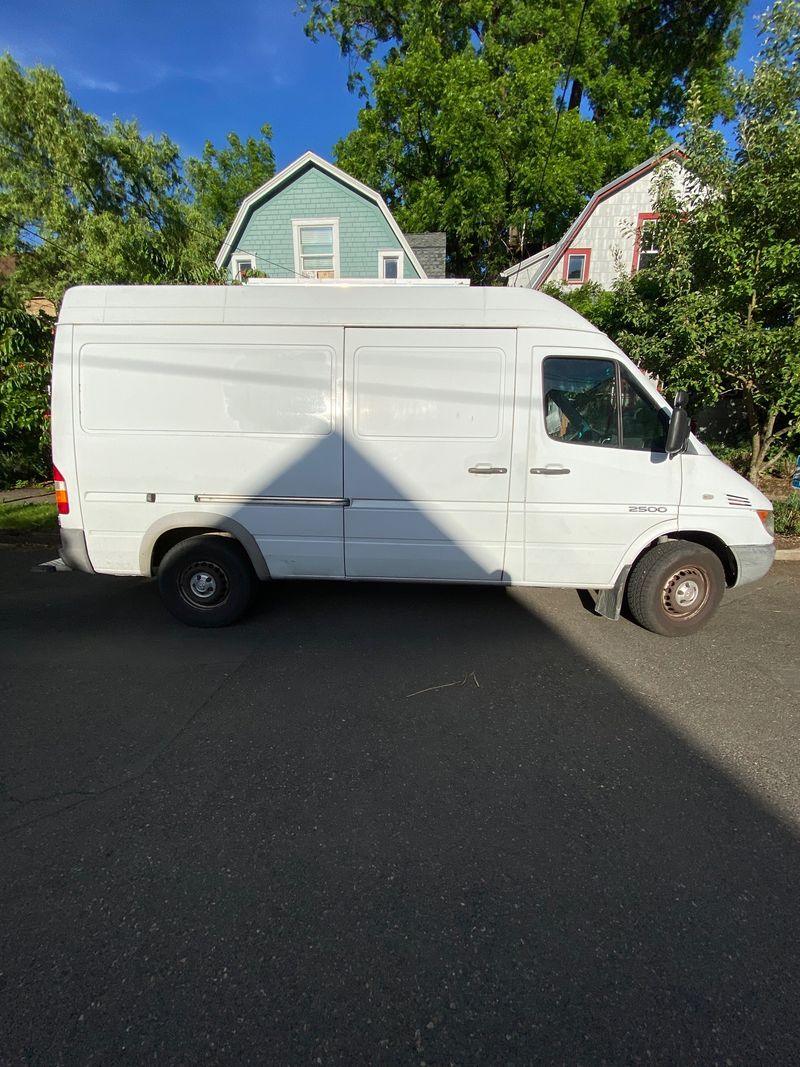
0,54 -> 276,308
0,54 -> 276,484
0,309 -> 52,485
185,126 -> 275,232
557,1 -> 800,485
300,0 -> 745,281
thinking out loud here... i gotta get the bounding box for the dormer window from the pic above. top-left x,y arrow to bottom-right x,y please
562,248 -> 591,284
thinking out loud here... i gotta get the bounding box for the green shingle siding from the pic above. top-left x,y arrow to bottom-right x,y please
229,165 -> 420,279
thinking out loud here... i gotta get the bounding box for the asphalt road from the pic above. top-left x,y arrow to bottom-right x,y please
2,547 -> 800,1066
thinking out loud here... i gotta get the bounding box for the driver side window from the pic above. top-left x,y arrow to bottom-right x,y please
543,357 -> 619,447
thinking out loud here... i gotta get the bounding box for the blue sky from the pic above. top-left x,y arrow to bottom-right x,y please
0,0 -> 772,171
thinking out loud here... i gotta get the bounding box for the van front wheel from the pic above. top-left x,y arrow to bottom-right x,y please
626,541 -> 725,637
157,535 -> 257,627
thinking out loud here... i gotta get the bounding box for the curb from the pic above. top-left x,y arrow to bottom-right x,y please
775,548 -> 800,561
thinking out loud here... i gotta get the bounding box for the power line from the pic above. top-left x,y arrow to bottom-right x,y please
516,0 -> 591,273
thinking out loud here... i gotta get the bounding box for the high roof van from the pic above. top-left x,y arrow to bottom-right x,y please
51,283 -> 774,636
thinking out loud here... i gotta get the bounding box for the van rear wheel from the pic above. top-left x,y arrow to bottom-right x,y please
626,541 -> 725,637
158,535 -> 257,627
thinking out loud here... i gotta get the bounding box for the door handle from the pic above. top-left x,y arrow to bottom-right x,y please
530,466 -> 571,475
468,465 -> 508,474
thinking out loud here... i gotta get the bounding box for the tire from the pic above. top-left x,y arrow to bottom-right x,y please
626,540 -> 725,637
157,535 -> 257,627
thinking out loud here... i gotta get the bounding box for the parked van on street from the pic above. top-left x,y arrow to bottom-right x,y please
51,282 -> 775,635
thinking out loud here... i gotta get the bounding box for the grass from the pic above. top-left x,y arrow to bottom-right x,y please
0,501 -> 58,532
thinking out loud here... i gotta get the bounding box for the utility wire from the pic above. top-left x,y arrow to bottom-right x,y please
516,0 -> 591,273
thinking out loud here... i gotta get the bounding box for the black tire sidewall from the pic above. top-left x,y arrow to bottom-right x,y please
627,542 -> 725,637
158,536 -> 256,627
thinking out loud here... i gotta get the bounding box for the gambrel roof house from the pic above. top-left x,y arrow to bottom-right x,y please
216,151 -> 445,282
501,145 -> 689,291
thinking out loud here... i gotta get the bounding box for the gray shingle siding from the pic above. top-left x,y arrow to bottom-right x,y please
405,232 -> 446,278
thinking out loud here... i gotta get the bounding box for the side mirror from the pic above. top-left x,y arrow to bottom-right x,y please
665,390 -> 690,457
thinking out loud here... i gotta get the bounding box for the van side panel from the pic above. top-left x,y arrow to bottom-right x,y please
343,328 -> 515,581
72,324 -> 345,577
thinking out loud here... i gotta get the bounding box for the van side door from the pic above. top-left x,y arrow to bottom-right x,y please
343,327 -> 515,581
521,347 -> 681,587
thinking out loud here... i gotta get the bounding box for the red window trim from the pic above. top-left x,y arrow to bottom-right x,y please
631,212 -> 660,273
562,247 -> 591,284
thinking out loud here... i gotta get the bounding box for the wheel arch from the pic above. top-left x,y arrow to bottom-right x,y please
670,530 -> 737,587
140,512 -> 270,580
616,526 -> 737,590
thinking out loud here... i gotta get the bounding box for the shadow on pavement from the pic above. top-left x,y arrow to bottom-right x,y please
1,554 -> 799,1065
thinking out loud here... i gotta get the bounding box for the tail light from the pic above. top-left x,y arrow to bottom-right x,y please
53,464 -> 69,515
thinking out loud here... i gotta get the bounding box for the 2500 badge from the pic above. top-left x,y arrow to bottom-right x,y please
628,505 -> 668,513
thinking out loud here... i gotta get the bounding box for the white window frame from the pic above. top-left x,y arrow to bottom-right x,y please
378,249 -> 404,280
231,254 -> 256,280
292,218 -> 340,279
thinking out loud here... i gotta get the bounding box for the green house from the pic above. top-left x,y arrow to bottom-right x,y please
216,152 -> 444,282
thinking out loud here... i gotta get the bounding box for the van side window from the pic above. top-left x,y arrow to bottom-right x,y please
543,357 -> 619,447
619,371 -> 668,452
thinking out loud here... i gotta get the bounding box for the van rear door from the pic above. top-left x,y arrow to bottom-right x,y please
343,327 -> 515,581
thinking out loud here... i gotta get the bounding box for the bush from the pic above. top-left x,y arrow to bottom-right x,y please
773,496 -> 800,537
0,309 -> 53,487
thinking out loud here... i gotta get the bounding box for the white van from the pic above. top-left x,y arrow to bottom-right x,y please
51,283 -> 774,636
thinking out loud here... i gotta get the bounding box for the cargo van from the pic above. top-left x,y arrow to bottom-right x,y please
51,283 -> 775,636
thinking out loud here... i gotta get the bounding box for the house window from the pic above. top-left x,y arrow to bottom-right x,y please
292,218 -> 340,279
562,248 -> 591,284
379,250 -> 403,280
232,255 -> 255,280
633,213 -> 660,272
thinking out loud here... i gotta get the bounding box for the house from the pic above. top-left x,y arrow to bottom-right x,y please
501,145 -> 689,290
215,151 -> 446,282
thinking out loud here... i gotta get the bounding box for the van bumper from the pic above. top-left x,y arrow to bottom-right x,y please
60,528 -> 95,574
731,542 -> 775,587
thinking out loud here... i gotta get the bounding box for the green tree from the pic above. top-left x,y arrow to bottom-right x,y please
561,0 -> 800,486
0,54 -> 201,305
0,54 -> 276,483
185,126 -> 275,231
0,309 -> 52,485
0,55 -> 276,308
300,0 -> 745,281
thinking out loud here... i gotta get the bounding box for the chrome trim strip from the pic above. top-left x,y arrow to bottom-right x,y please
194,494 -> 350,507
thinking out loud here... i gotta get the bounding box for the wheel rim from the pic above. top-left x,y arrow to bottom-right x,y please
178,560 -> 229,609
661,565 -> 710,619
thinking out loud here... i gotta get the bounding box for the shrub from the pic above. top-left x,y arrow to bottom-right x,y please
0,309 -> 53,487
773,496 -> 800,537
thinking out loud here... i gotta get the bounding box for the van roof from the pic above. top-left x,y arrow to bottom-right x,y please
57,283 -> 602,333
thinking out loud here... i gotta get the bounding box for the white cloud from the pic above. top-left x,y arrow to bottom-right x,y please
72,73 -> 124,93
